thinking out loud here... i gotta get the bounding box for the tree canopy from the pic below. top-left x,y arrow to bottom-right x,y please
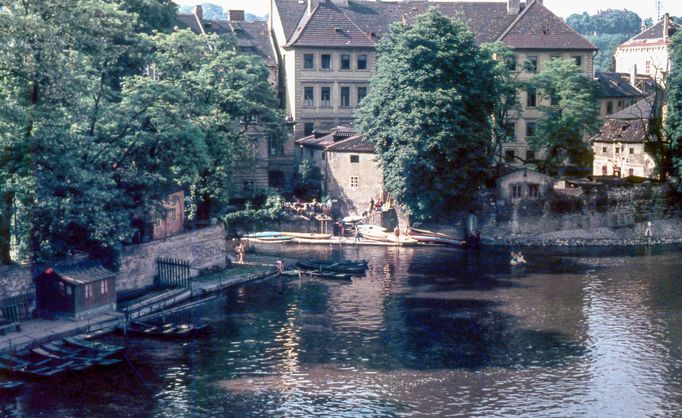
666,30 -> 682,190
356,9 -> 498,220
0,0 -> 282,264
527,59 -> 600,174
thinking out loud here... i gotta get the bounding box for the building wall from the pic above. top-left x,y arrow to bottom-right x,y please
501,50 -> 595,163
0,264 -> 33,301
592,141 -> 656,178
598,97 -> 639,119
496,169 -> 552,202
615,44 -> 671,80
119,223 -> 227,290
325,151 -> 383,216
153,190 -> 185,240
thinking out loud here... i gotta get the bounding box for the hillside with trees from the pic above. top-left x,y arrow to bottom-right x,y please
566,9 -> 641,72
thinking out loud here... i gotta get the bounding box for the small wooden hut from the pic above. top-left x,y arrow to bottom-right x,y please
35,263 -> 117,320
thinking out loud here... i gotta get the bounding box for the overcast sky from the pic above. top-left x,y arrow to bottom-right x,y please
174,0 -> 682,21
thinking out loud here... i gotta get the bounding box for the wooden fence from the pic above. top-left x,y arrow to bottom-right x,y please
156,257 -> 191,289
0,294 -> 33,322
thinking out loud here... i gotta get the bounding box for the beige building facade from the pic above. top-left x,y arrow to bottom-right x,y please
615,14 -> 680,82
271,0 -> 597,166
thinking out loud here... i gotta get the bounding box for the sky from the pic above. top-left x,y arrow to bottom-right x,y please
173,0 -> 682,21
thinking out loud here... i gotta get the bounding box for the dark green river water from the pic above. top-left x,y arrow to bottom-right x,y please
3,244 -> 682,417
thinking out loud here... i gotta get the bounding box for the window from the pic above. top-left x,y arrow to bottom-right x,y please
527,56 -> 538,73
602,146 -> 607,154
340,54 -> 351,70
340,86 -> 350,107
304,53 -> 314,69
304,86 -> 314,106
629,168 -> 634,176
527,87 -> 537,107
304,122 -> 314,136
269,136 -> 284,156
606,101 -> 613,114
350,155 -> 359,163
526,150 -> 536,161
550,94 -> 559,106
602,165 -> 608,175
101,280 -> 108,295
504,122 -> 516,140
528,184 -> 539,198
170,197 -> 178,222
629,147 -> 634,155
321,54 -> 331,70
615,147 -> 620,154
349,176 -> 359,189
526,122 -> 536,138
357,54 -> 367,70
505,150 -> 515,163
85,284 -> 92,299
320,86 -> 331,107
511,183 -> 523,199
66,285 -> 72,296
573,56 -> 582,67
646,60 -> 651,74
357,86 -> 368,104
505,55 -> 517,71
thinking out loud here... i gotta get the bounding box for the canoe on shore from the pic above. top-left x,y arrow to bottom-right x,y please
409,235 -> 465,246
279,232 -> 332,239
296,260 -> 368,274
297,270 -> 353,281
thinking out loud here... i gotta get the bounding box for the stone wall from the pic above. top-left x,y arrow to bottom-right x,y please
0,264 -> 33,301
118,224 -> 227,290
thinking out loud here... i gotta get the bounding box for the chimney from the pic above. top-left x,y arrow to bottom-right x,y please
663,13 -> 670,41
630,64 -> 637,87
228,10 -> 245,22
192,5 -> 203,22
507,0 -> 520,15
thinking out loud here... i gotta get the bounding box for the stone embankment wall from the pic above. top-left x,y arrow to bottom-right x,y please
410,183 -> 681,246
0,264 -> 33,300
118,224 -> 227,290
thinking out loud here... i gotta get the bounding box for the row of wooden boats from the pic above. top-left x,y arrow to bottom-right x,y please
245,231 -> 332,243
0,337 -> 124,380
291,259 -> 369,281
122,321 -> 212,340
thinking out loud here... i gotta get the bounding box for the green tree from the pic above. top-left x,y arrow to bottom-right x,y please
293,159 -> 323,199
666,31 -> 682,189
528,58 -> 600,173
356,9 -> 498,220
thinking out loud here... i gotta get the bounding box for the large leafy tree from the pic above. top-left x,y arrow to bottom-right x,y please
667,30 -> 682,190
527,58 -> 600,174
356,9 -> 498,220
0,1 -> 282,263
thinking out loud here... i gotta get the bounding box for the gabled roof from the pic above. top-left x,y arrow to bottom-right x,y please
591,119 -> 652,144
608,95 -> 661,120
41,263 -> 117,285
275,0 -> 595,50
326,134 -> 374,153
175,15 -> 277,66
595,72 -> 645,98
620,15 -> 680,47
496,0 -> 596,50
295,126 -> 357,149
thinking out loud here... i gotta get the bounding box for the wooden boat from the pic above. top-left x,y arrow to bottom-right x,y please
361,231 -> 419,245
409,234 -> 465,246
297,270 -> 352,280
245,231 -> 282,238
407,227 -> 450,238
279,232 -> 332,239
255,235 -> 295,242
62,336 -> 125,358
124,321 -> 212,340
296,260 -> 368,274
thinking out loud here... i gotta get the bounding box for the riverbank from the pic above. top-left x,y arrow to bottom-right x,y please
482,219 -> 682,247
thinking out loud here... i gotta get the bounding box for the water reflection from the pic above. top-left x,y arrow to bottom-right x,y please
4,245 -> 682,417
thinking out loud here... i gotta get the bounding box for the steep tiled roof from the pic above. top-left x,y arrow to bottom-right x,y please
295,126 -> 357,149
496,0 -> 596,50
592,119 -> 652,144
326,134 -> 374,153
276,0 -> 594,49
631,18 -> 680,41
595,72 -> 645,98
175,15 -> 277,66
608,95 -> 660,120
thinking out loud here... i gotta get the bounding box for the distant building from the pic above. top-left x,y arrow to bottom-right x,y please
270,0 -> 597,166
175,7 -> 289,195
295,126 -> 382,215
615,13 -> 680,82
591,95 -> 660,179
152,190 -> 185,240
595,72 -> 651,120
496,168 -> 552,203
35,264 -> 117,320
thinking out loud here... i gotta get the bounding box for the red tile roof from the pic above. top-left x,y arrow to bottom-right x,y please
326,134 -> 375,153
592,119 -> 652,144
275,0 -> 595,50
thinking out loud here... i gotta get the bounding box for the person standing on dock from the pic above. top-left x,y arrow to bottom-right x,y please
354,227 -> 361,243
393,226 -> 400,246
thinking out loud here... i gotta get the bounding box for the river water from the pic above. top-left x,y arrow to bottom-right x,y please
3,244 -> 682,417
